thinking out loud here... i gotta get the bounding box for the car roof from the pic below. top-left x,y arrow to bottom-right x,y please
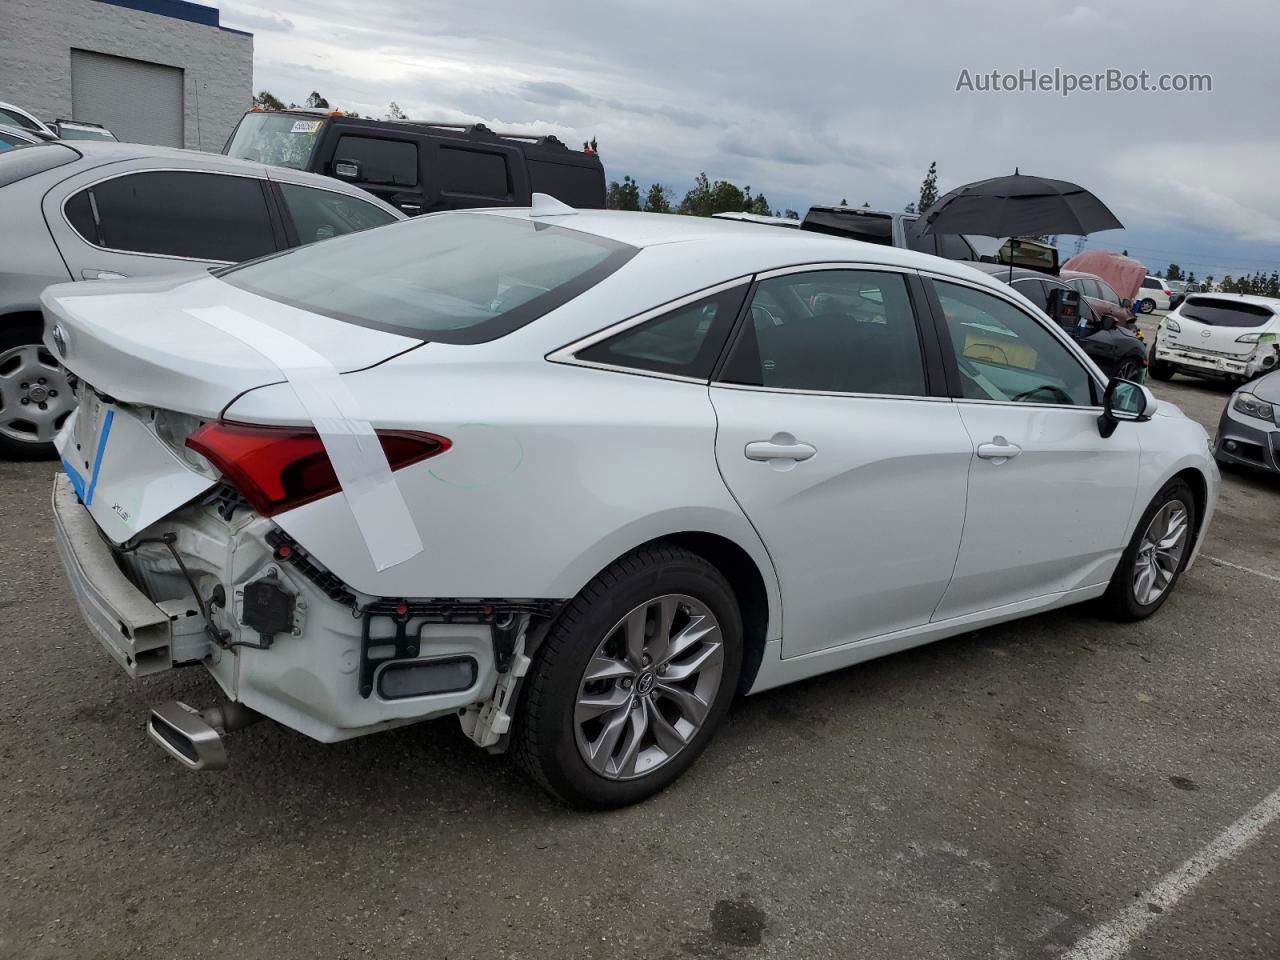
471,207 -> 1019,289
37,141 -> 403,213
971,262 -> 1065,285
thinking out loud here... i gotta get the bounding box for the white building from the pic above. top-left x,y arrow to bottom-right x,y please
0,0 -> 253,151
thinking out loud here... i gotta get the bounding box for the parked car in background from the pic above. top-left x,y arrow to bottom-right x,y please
1149,294 -> 1280,383
49,119 -> 118,142
1137,275 -> 1174,313
974,264 -> 1148,380
1060,269 -> 1137,331
800,205 -> 981,260
1215,368 -> 1280,474
0,100 -> 55,137
0,140 -> 403,459
1168,280 -> 1201,310
44,205 -> 1217,808
223,109 -> 607,216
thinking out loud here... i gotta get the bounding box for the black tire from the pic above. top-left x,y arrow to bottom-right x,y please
1140,298 -> 1156,314
1147,342 -> 1175,381
515,544 -> 743,809
1102,478 -> 1197,621
0,320 -> 66,461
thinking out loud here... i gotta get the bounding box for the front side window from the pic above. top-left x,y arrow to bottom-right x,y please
1011,278 -> 1048,312
934,280 -> 1094,406
332,136 -> 417,186
0,107 -> 39,131
721,270 -> 928,396
71,171 -> 277,262
576,286 -> 747,379
278,183 -> 399,245
220,213 -> 637,344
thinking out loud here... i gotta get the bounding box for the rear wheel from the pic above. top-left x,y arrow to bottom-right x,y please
0,322 -> 73,460
1103,478 -> 1196,621
515,545 -> 742,808
1141,298 -> 1156,314
1147,342 -> 1175,381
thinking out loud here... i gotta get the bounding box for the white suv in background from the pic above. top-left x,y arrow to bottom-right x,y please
1137,275 -> 1175,313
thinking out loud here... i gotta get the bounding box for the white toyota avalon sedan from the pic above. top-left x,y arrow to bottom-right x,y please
44,198 -> 1218,808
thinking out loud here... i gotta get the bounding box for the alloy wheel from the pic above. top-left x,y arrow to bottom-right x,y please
574,594 -> 724,781
0,343 -> 73,447
1132,500 -> 1190,606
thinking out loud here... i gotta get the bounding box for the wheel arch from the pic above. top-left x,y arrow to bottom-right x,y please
1172,465 -> 1210,553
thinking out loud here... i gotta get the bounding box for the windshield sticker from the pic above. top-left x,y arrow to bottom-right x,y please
290,120 -> 322,134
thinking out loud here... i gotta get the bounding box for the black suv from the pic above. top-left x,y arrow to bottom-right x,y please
224,110 -> 606,216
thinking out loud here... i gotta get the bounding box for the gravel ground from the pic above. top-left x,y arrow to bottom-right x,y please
2,349 -> 1278,960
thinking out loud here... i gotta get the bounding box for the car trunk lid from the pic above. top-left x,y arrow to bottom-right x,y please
42,271 -> 421,418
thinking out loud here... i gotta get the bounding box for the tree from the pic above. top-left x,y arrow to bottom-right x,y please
1186,271 -> 1196,284
918,161 -> 939,212
253,90 -> 286,111
742,185 -> 772,216
840,198 -> 848,206
606,175 -> 642,211
904,202 -> 917,214
783,209 -> 800,220
305,91 -> 330,109
644,183 -> 672,214
1203,274 -> 1214,290
1166,263 -> 1183,281
386,101 -> 407,120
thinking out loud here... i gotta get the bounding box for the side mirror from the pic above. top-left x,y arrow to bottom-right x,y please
333,159 -> 361,180
1045,287 -> 1083,334
1098,377 -> 1157,438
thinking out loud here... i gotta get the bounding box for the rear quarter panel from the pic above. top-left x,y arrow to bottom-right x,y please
224,357 -> 782,641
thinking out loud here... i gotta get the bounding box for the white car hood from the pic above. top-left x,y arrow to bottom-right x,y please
42,272 -> 421,418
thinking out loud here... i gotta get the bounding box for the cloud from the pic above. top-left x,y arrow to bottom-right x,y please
211,0 -> 1280,276
219,4 -> 295,32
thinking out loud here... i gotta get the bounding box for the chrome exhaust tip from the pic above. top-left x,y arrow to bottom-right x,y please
147,701 -> 229,770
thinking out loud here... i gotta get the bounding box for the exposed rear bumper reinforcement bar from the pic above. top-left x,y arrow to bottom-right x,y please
147,701 -> 262,770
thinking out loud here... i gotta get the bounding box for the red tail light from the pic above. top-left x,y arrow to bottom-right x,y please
187,422 -> 450,517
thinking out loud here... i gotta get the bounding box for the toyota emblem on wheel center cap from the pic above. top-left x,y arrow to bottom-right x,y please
636,672 -> 656,695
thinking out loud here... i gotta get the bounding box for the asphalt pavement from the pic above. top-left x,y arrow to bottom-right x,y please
2,328 -> 1278,959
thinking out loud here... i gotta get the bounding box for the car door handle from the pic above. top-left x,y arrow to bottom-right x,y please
81,269 -> 128,280
745,439 -> 817,462
976,437 -> 1022,460
398,203 -> 422,213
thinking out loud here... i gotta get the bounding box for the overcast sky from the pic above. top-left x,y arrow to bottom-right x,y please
214,0 -> 1280,281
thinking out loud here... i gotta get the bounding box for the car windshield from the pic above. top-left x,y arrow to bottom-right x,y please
219,212 -> 637,343
224,112 -> 324,170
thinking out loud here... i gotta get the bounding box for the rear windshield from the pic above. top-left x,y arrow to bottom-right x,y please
219,213 -> 637,343
0,142 -> 78,188
224,113 -> 323,170
1181,297 -> 1275,328
801,208 -> 893,244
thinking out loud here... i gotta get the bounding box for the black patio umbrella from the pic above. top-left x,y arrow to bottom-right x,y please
920,170 -> 1123,239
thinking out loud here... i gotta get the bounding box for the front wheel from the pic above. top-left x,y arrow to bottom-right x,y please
0,322 -> 74,460
1141,298 -> 1156,314
515,545 -> 742,808
1102,478 -> 1197,621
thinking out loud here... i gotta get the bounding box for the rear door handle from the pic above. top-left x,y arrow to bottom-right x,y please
976,437 -> 1022,461
745,438 -> 817,462
81,269 -> 128,280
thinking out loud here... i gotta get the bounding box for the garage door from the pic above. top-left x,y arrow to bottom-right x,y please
70,49 -> 184,147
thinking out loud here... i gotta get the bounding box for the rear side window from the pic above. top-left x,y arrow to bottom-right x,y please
0,143 -> 78,187
1142,277 -> 1161,289
528,159 -> 604,208
220,212 -> 637,344
277,182 -> 399,245
575,286 -> 748,379
721,270 -> 928,396
439,147 -> 510,198
939,233 -> 974,260
1011,278 -> 1048,311
1181,297 -> 1274,328
333,136 -> 417,186
74,171 -> 277,262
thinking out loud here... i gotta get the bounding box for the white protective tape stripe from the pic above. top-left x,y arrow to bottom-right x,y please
186,305 -> 424,572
